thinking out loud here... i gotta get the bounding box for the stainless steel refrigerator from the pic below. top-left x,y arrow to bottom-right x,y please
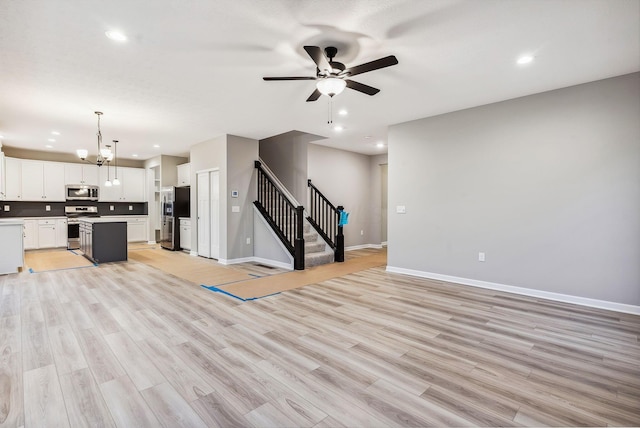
160,186 -> 190,250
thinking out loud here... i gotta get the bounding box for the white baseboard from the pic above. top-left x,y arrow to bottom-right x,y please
386,265 -> 640,315
346,243 -> 383,251
147,240 -> 157,245
189,250 -> 198,257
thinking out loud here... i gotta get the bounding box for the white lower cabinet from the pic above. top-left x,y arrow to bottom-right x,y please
56,218 -> 67,247
38,219 -> 57,249
179,218 -> 191,251
23,220 -> 38,250
127,217 -> 147,242
23,217 -> 68,250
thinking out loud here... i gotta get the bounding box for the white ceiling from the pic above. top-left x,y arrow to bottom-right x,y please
0,0 -> 638,160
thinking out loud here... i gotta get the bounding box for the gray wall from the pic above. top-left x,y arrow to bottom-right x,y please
226,135 -> 258,260
190,135 -> 227,259
388,72 -> 640,306
369,154 -> 388,245
259,130 -> 323,204
308,144 -> 385,247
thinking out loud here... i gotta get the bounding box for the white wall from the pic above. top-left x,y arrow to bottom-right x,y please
388,72 -> 640,306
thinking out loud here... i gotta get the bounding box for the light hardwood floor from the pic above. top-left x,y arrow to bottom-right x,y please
1,248 -> 639,427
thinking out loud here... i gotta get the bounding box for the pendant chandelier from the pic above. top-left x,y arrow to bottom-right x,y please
76,111 -> 115,168
76,111 -> 120,186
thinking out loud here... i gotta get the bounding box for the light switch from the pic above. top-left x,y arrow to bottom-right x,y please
110,205 -> 114,211
396,205 -> 406,214
232,206 -> 240,213
129,205 -> 133,211
45,205 -> 51,211
4,205 -> 10,212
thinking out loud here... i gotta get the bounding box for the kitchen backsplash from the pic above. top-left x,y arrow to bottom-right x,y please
0,201 -> 148,218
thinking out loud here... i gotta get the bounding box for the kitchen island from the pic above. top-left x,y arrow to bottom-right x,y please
0,219 -> 24,274
79,218 -> 127,264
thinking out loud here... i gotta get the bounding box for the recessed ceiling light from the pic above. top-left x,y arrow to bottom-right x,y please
377,142 -> 385,148
0,135 -> 4,139
45,145 -> 53,149
132,154 -> 139,157
517,55 -> 534,65
338,109 -> 348,116
153,144 -> 160,148
105,30 -> 127,42
48,138 -> 56,142
333,126 -> 343,132
51,131 -> 60,135
364,135 -> 371,139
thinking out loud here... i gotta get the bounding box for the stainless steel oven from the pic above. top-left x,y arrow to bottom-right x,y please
65,206 -> 98,249
65,185 -> 99,201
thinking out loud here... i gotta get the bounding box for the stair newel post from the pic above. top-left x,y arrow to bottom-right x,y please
294,205 -> 305,270
335,205 -> 345,262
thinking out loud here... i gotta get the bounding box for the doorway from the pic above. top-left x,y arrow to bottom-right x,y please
197,169 -> 220,259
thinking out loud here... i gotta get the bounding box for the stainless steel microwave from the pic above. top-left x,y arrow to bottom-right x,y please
65,185 -> 99,201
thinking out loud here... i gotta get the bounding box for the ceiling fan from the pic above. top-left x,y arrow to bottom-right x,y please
263,46 -> 398,102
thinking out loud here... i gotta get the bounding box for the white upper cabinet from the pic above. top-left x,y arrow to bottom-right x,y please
99,166 -> 146,202
20,160 -> 65,201
177,163 -> 191,186
4,156 -> 22,200
65,163 -> 98,186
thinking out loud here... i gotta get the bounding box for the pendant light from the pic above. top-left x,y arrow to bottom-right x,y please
112,140 -> 121,186
76,111 -> 114,167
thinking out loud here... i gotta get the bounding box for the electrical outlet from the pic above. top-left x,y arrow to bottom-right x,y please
129,205 -> 133,211
45,205 -> 51,211
360,230 -> 364,236
246,237 -> 251,245
4,205 -> 9,212
232,206 -> 240,213
478,252 -> 486,262
110,205 -> 114,211
396,205 -> 406,214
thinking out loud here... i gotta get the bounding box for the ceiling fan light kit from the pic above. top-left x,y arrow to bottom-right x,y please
316,77 -> 347,97
263,45 -> 398,102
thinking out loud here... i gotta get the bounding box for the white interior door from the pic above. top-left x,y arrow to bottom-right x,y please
197,172 -> 210,258
197,169 -> 220,259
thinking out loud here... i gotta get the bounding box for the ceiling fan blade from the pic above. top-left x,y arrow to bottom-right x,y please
345,80 -> 380,96
263,76 -> 317,81
306,88 -> 322,102
342,55 -> 398,77
303,46 -> 331,72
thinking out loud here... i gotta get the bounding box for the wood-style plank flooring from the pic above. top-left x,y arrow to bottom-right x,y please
1,248 -> 639,427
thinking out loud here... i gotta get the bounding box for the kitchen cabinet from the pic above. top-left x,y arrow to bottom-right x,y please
177,163 -> 191,186
56,218 -> 67,247
20,217 -> 68,250
65,163 -> 98,186
5,157 -> 22,200
23,219 -> 38,250
179,218 -> 191,251
102,216 -> 148,242
79,219 -> 127,263
20,159 -> 65,201
0,219 -> 24,274
38,219 -> 57,249
99,166 -> 146,202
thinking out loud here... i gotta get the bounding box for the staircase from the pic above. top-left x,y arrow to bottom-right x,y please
303,221 -> 334,267
254,160 -> 343,270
